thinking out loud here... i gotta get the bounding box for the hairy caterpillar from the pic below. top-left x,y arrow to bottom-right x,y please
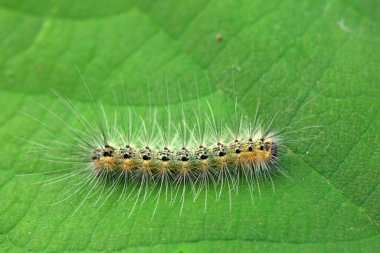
23,76 -> 315,216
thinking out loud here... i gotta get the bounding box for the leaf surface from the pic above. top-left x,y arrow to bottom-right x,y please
0,0 -> 379,252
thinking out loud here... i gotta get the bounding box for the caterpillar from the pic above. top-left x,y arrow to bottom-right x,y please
23,77 -> 315,216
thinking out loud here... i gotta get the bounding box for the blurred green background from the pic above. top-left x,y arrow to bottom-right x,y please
0,0 -> 379,252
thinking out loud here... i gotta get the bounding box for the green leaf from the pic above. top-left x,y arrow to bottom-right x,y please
0,0 -> 379,252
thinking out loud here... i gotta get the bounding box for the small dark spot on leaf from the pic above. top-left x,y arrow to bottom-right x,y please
215,33 -> 223,42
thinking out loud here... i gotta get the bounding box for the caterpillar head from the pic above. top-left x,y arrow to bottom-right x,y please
92,144 -> 116,170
